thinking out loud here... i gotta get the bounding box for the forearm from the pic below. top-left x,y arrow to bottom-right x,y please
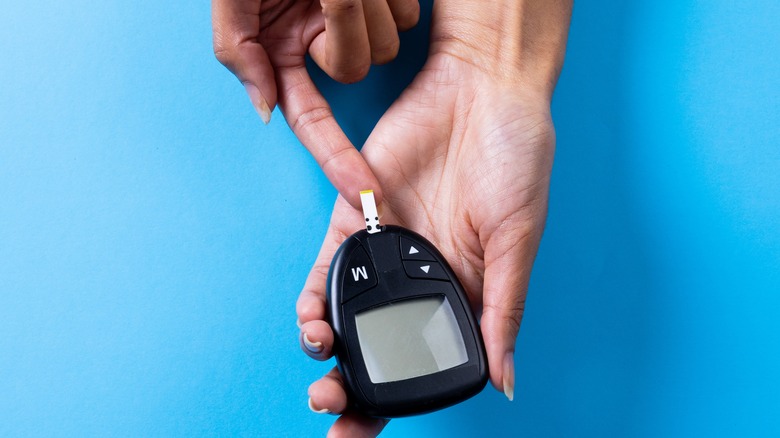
431,0 -> 573,99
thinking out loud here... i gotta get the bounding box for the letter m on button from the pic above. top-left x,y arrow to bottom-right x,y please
351,266 -> 368,281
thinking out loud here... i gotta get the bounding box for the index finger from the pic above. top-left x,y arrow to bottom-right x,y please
276,66 -> 383,209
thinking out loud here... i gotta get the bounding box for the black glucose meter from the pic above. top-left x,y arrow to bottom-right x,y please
326,191 -> 488,418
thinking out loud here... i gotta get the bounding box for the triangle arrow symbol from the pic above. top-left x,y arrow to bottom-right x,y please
409,246 -> 419,255
420,265 -> 430,274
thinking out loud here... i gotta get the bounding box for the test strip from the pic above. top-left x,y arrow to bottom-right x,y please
360,190 -> 381,234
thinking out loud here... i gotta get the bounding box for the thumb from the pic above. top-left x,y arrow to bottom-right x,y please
479,222 -> 542,401
212,0 -> 277,124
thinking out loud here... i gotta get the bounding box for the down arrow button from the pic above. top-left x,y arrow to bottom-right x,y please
403,260 -> 449,281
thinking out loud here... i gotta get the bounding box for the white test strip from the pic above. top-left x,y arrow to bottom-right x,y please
360,190 -> 381,234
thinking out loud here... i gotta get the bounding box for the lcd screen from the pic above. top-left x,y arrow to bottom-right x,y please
355,295 -> 468,384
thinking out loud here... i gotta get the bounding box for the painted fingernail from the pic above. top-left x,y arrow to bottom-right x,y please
243,83 -> 271,124
308,397 -> 330,414
296,318 -> 302,329
503,351 -> 515,402
303,332 -> 323,354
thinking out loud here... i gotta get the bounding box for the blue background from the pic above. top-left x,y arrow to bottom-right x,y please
1,0 -> 779,436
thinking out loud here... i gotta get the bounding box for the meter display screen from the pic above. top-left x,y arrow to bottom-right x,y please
355,295 -> 468,384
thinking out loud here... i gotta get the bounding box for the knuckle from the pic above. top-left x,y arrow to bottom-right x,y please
297,287 -> 324,308
297,289 -> 326,315
318,147 -> 353,174
213,46 -> 234,68
503,306 -> 524,334
212,32 -> 237,68
311,263 -> 332,281
291,105 -> 333,133
485,302 -> 525,336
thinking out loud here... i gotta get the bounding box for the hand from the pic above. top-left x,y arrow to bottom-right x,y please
297,1 -> 572,435
298,54 -> 554,436
212,0 -> 420,208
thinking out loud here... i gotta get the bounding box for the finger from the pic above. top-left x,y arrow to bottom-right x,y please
479,222 -> 543,401
308,367 -> 348,415
309,0 -> 371,84
276,68 -> 383,209
296,214 -> 351,323
362,0 -> 400,65
386,0 -> 420,31
212,0 -> 276,124
328,411 -> 389,438
300,319 -> 335,360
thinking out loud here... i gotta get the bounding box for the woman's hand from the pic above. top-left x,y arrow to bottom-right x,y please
212,0 -> 420,208
296,1 -> 572,435
297,55 -> 556,437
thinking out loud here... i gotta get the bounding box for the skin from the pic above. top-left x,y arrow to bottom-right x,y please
213,0 -> 572,436
298,0 -> 572,432
212,0 -> 421,208
298,54 -> 555,436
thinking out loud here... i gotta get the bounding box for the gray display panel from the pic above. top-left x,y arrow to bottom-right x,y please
355,295 -> 469,384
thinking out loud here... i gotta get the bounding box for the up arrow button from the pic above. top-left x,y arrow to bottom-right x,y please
400,237 -> 436,261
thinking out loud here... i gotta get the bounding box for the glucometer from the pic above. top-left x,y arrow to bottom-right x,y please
326,190 -> 488,418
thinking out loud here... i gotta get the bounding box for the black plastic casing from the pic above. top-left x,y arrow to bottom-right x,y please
326,225 -> 488,418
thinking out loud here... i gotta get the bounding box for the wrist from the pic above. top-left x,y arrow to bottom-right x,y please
430,0 -> 572,98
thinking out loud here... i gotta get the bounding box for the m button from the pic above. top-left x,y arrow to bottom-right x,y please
341,245 -> 377,303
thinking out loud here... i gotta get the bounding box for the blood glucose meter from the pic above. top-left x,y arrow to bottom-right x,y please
326,191 -> 488,418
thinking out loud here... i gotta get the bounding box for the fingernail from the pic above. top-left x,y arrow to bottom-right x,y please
503,352 -> 515,401
308,397 -> 330,414
296,318 -> 302,329
243,83 -> 271,124
303,332 -> 323,354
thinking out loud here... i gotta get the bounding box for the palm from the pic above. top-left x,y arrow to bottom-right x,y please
329,53 -> 554,312
300,53 -> 555,436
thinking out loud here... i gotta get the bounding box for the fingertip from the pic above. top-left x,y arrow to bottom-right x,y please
220,41 -> 278,119
309,33 -> 370,85
302,332 -> 324,355
300,320 -> 335,360
308,368 -> 349,414
389,0 -> 420,32
480,310 -> 519,398
308,397 -> 331,414
487,350 -> 515,401
371,41 -> 400,65
330,62 -> 371,85
503,351 -> 515,401
337,170 -> 382,212
327,412 -> 389,438
243,82 -> 272,124
319,0 -> 372,84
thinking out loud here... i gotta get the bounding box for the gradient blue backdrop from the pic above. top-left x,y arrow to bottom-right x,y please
1,1 -> 778,436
